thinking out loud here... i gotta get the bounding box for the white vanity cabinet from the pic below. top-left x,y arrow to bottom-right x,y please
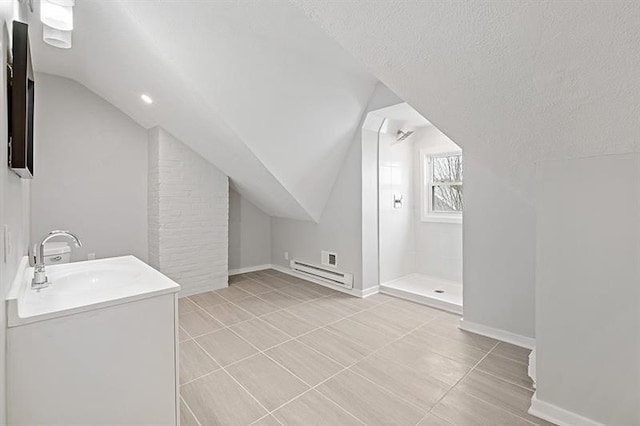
6,256 -> 180,426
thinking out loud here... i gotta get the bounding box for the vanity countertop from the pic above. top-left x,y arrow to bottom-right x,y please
6,255 -> 180,326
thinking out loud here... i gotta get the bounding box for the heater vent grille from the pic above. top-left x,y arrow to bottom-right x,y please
290,260 -> 353,289
322,250 -> 338,268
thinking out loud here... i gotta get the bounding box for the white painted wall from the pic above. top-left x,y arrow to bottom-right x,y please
271,84 -> 400,291
412,127 -> 462,283
270,130 -> 364,288
229,187 -> 271,272
148,127 -> 229,296
31,73 -> 148,262
463,151 -> 536,338
378,131 -> 414,283
0,8 -> 30,422
535,153 -> 640,426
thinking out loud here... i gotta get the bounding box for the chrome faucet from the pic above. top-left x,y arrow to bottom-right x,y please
32,230 -> 82,290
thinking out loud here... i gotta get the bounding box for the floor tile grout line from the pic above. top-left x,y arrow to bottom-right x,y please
475,342 -> 536,392
265,386 -> 367,426
320,313 -> 447,405
208,317 -> 347,420
183,305 -> 329,388
413,340 -> 501,426
451,390 -> 539,426
305,389 -> 368,426
471,367 -> 536,393
182,290 -> 439,386
182,281 -> 469,425
181,311 -> 527,398
220,368 -> 274,419
182,281 -> 327,378
181,331 -> 225,383
305,311 -> 447,423
247,272 -> 352,301
388,317 -> 510,369
188,272 -> 541,425
181,291 -> 412,424
246,274 -> 317,294
184,289 -> 335,340
267,295 -> 408,367
178,394 -> 203,426
417,324 -> 498,353
184,288 -> 294,333
182,276 -> 391,336
229,316 -> 292,346
344,368 -> 431,416
178,325 -> 192,341
184,290 -> 442,371
184,281 -> 288,420
318,309 -> 441,353
452,342 -> 541,425
486,346 -> 533,367
249,413 -> 283,426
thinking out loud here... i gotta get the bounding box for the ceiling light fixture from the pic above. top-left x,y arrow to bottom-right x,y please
140,94 -> 153,105
47,0 -> 75,6
42,25 -> 71,49
40,0 -> 73,30
41,0 -> 74,49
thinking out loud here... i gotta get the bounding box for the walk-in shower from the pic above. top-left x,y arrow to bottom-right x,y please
375,103 -> 463,313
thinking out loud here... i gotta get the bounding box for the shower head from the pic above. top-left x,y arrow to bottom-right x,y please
396,130 -> 414,141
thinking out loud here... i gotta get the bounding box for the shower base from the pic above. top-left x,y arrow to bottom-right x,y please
380,273 -> 462,314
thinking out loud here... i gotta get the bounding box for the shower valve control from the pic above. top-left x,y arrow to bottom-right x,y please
393,194 -> 403,209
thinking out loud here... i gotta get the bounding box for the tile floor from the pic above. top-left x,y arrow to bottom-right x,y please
178,269 -> 553,426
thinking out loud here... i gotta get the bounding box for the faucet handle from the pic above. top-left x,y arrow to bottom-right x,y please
28,244 -> 38,267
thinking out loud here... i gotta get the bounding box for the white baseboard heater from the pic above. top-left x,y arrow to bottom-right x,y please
289,260 -> 353,289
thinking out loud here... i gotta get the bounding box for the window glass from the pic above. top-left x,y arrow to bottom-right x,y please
433,154 -> 463,183
424,153 -> 463,218
432,184 -> 463,212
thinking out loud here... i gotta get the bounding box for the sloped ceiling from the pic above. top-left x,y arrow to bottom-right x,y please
291,0 -> 640,194
27,0 -> 379,222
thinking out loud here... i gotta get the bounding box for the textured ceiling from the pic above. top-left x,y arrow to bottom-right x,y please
28,0 -> 379,221
291,0 -> 640,195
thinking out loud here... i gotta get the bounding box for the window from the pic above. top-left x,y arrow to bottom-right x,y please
422,151 -> 463,223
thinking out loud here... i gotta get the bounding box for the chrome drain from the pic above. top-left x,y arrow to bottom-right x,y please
434,289 -> 445,294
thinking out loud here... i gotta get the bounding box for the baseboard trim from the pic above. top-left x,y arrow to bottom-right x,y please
528,348 -> 536,388
529,393 -> 605,426
361,285 -> 380,298
271,264 -> 372,298
459,318 -> 535,349
228,264 -> 274,276
380,284 -> 463,314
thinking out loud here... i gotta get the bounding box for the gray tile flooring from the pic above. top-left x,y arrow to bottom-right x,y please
179,269 -> 552,426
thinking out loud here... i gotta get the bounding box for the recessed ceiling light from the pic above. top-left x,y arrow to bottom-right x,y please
141,94 -> 153,105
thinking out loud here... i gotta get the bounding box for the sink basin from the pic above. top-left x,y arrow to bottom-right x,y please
43,262 -> 144,295
6,255 -> 180,326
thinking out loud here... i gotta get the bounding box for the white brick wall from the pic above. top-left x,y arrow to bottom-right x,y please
148,127 -> 229,295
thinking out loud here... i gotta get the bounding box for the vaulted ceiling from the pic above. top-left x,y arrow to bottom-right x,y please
291,0 -> 640,195
28,0 -> 639,219
27,0 -> 379,222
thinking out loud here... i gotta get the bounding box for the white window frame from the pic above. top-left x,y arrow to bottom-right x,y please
420,149 -> 463,224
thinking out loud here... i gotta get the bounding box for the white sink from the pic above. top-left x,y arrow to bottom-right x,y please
43,262 -> 144,294
7,255 -> 180,326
